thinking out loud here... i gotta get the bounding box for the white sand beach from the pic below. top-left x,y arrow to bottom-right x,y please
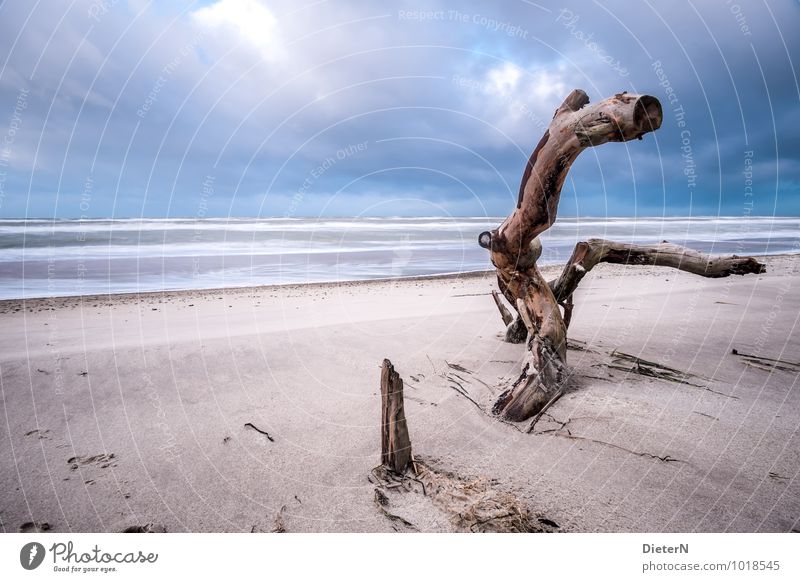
1,254 -> 798,533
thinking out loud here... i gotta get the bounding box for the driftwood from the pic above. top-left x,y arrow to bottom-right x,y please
731,348 -> 800,373
504,316 -> 528,343
550,239 -> 766,303
481,89 -> 766,422
244,422 -> 275,442
380,359 -> 413,474
491,289 -> 514,326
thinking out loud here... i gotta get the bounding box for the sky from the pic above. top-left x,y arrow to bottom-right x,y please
0,0 -> 798,219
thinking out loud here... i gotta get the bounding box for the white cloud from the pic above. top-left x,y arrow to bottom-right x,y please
192,0 -> 285,62
486,63 -> 522,94
468,64 -> 571,146
529,70 -> 567,102
483,64 -> 567,106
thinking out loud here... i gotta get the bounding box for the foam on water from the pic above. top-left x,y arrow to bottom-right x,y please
0,216 -> 796,299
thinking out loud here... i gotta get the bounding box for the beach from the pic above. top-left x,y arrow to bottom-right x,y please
1,254 -> 798,533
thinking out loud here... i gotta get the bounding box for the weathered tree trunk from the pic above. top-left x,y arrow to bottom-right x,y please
481,89 -> 765,422
380,359 -> 413,474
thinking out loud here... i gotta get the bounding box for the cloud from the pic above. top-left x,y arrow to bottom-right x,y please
192,0 -> 285,62
466,63 -> 570,145
0,0 -> 797,218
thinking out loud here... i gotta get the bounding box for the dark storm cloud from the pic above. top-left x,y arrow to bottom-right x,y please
0,0 -> 797,218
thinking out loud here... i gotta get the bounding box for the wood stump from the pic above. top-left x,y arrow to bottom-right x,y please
380,359 -> 413,474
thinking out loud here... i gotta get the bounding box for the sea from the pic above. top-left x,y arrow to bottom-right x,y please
0,216 -> 797,300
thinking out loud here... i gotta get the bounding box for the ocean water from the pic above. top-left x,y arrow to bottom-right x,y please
0,216 -> 797,300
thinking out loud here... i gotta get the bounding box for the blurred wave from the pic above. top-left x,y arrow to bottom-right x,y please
0,216 -> 796,299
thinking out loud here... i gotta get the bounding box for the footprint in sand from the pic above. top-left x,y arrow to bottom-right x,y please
120,523 -> 166,533
18,521 -> 50,533
67,453 -> 117,471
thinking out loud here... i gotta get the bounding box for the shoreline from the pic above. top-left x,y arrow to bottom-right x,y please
2,251 -> 795,307
0,269 -> 496,308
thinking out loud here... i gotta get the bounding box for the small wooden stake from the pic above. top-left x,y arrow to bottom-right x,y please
491,289 -> 514,326
380,359 -> 413,474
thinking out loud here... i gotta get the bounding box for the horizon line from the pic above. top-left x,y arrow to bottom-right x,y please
1,214 -> 798,221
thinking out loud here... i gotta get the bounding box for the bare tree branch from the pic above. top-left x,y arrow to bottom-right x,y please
550,239 -> 767,302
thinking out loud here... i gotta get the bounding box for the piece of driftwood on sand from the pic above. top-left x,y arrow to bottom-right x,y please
480,89 -> 766,422
380,358 -> 413,474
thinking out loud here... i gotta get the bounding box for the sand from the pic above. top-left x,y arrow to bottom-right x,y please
1,254 -> 798,533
